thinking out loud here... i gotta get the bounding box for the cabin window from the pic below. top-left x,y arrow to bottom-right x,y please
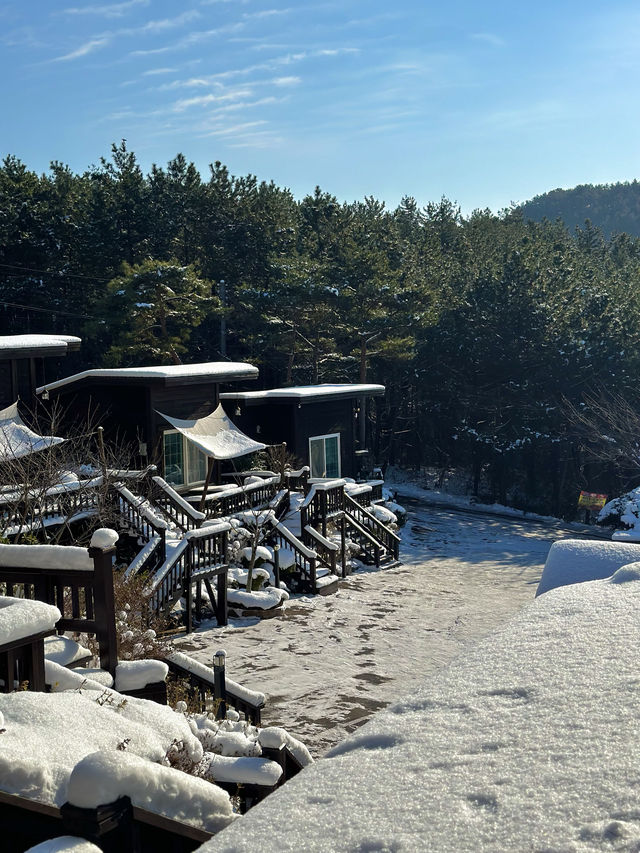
163,430 -> 207,487
309,433 -> 341,479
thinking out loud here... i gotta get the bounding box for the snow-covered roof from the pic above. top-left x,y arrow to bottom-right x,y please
37,362 -> 259,394
220,383 -> 385,405
0,334 -> 81,359
0,402 -> 65,461
157,404 -> 266,460
199,568 -> 640,853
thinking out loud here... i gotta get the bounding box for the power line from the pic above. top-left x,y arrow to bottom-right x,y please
0,299 -> 102,322
0,262 -> 112,283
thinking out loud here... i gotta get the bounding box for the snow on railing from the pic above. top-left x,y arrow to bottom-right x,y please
0,542 -> 93,571
151,476 -> 206,523
304,525 -> 339,551
271,521 -> 317,561
116,484 -> 169,531
165,650 -> 266,707
67,750 -> 235,835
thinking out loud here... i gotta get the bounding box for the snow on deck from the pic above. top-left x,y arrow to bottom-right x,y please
200,568 -> 640,852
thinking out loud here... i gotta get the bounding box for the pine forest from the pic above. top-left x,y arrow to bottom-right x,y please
3,143 -> 640,518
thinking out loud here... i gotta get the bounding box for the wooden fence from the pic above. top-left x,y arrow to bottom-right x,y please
0,542 -> 118,675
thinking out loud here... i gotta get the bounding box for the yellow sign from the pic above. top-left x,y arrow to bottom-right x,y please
577,491 -> 607,511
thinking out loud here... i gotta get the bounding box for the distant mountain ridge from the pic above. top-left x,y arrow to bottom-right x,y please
519,179 -> 640,239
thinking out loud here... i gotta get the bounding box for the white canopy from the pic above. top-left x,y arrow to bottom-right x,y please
0,402 -> 65,462
156,404 -> 266,461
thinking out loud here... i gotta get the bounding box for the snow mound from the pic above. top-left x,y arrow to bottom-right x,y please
609,563 -> 640,584
89,528 -> 119,550
115,659 -> 169,691
67,750 -> 234,834
0,688 -> 202,806
536,539 -> 640,596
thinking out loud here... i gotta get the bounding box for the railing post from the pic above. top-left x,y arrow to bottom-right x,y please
213,649 -> 227,720
273,543 -> 280,589
340,515 -> 347,578
216,567 -> 228,627
61,796 -> 135,853
321,491 -> 327,538
159,527 -> 166,563
89,543 -> 118,677
184,542 -> 193,635
310,556 -> 317,592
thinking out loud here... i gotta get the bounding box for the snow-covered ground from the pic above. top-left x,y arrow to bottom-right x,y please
175,498 -> 575,756
200,563 -> 640,853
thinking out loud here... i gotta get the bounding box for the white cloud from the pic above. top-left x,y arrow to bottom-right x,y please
61,0 -> 149,17
173,88 -> 254,111
134,10 -> 201,35
130,21 -> 244,56
54,37 -> 110,61
243,8 -> 291,20
141,67 -> 177,76
272,76 -> 301,86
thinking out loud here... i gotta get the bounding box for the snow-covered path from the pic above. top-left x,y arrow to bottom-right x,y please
174,501 -> 574,757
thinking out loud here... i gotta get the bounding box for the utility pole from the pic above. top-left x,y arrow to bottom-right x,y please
219,279 -> 227,357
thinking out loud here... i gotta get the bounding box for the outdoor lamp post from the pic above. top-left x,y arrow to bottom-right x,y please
213,649 -> 227,720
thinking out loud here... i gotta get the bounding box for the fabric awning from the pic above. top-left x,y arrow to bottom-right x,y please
156,404 -> 266,461
0,402 -> 65,462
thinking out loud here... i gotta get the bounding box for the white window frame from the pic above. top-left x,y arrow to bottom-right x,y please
308,432 -> 341,479
162,429 -> 208,488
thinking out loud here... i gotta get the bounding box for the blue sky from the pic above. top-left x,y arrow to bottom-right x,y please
2,0 -> 639,213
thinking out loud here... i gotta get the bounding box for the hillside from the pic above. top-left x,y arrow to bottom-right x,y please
519,179 -> 640,238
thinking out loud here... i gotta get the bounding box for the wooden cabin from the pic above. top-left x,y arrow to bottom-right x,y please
220,384 -> 386,480
0,334 -> 81,410
37,363 -> 259,488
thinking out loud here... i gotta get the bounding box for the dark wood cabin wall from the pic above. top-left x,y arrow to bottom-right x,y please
151,384 -> 218,422
229,402 -> 295,454
231,398 -> 356,477
296,398 -> 355,478
48,386 -> 149,458
0,361 -> 13,409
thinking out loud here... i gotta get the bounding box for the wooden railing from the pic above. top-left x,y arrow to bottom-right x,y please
0,788 -> 210,853
344,492 -> 400,560
0,542 -> 118,674
268,521 -> 318,593
191,476 -> 281,520
369,481 -> 384,502
269,488 -> 290,521
148,523 -> 229,631
347,484 -> 373,507
300,480 -> 345,536
284,466 -> 310,491
0,477 -> 103,539
0,626 -> 54,693
302,525 -> 339,576
343,513 -> 383,567
149,476 -> 205,531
